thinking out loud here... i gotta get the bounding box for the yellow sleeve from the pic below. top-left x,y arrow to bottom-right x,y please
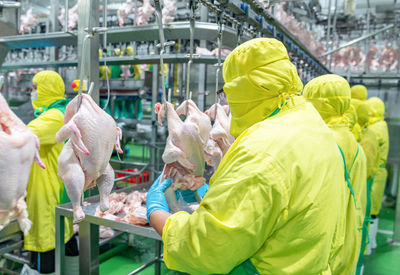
379,121 -> 389,165
28,108 -> 64,146
162,144 -> 288,274
368,121 -> 389,166
359,129 -> 379,180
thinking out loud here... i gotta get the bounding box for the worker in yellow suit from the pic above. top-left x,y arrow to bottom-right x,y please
352,101 -> 380,274
350,85 -> 368,141
351,84 -> 368,101
146,38 -> 345,274
303,74 -> 367,275
366,97 -> 389,251
25,71 -> 77,274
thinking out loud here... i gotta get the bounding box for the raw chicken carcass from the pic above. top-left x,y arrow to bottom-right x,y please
97,214 -> 120,239
366,45 -> 379,72
136,0 -> 155,25
19,8 -> 37,34
109,192 -> 127,204
0,93 -> 45,235
196,47 -> 213,56
126,190 -> 146,208
122,206 -> 148,225
120,65 -> 133,80
154,101 -> 206,191
350,46 -> 365,72
175,100 -> 212,146
211,48 -> 232,57
162,0 -> 177,24
58,4 -> 79,31
56,94 -> 123,222
379,44 -> 399,72
196,47 -> 232,57
204,104 -> 234,168
331,51 -> 343,71
100,226 -> 114,238
117,0 -> 135,26
94,200 -> 124,216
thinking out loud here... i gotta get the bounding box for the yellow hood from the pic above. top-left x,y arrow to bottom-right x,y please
351,85 -> 367,101
367,97 -> 385,124
303,74 -> 351,125
32,70 -> 65,109
356,102 -> 370,128
344,104 -> 357,130
222,38 -> 303,138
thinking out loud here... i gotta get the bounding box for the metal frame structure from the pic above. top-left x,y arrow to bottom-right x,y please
0,1 -> 337,274
55,184 -> 162,275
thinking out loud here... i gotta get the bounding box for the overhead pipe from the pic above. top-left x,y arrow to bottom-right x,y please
320,24 -> 395,57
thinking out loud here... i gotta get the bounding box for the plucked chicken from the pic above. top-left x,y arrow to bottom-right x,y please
56,94 -> 123,222
155,101 -> 209,191
0,93 -> 45,235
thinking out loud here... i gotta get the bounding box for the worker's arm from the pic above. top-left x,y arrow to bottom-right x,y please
28,109 -> 64,146
150,210 -> 171,235
161,145 -> 288,274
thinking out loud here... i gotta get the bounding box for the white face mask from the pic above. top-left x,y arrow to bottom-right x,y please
31,90 -> 38,102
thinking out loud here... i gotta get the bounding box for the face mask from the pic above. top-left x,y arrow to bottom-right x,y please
31,90 -> 38,102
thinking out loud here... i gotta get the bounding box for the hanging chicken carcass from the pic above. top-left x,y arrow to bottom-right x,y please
136,0 -> 155,25
0,93 -> 46,235
19,8 -> 37,34
58,4 -> 79,31
154,101 -> 209,191
56,94 -> 123,222
162,0 -> 177,24
117,0 -> 135,26
204,104 -> 235,169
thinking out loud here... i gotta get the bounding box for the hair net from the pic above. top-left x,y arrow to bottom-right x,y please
222,38 -> 303,137
351,85 -> 368,101
32,70 -> 65,109
344,104 -> 358,130
366,97 -> 385,123
303,74 -> 351,125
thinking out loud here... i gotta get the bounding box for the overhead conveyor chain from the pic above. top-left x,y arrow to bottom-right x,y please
213,0 -> 329,75
0,0 -> 328,76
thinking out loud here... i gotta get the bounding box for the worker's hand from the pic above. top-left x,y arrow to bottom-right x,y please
178,183 -> 209,203
146,176 -> 172,222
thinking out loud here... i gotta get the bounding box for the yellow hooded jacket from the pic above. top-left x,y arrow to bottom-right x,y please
25,71 -> 73,252
367,97 -> 389,216
357,103 -> 380,181
162,38 -> 344,274
304,74 -> 367,275
351,85 -> 368,101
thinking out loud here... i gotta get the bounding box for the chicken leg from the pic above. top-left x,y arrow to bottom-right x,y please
58,142 -> 85,222
97,163 -> 114,212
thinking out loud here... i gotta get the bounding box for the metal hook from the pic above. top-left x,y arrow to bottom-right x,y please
185,0 -> 197,115
153,0 -> 168,104
215,11 -> 223,98
236,23 -> 243,46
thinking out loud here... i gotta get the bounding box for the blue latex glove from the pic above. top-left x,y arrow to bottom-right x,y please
146,176 -> 172,222
178,183 -> 209,203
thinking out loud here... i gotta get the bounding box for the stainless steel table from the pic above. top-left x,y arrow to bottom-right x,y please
55,183 -> 162,275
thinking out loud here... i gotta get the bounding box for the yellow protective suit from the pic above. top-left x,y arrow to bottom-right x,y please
162,38 -> 344,274
303,74 -> 367,275
350,98 -> 365,141
351,85 -> 368,101
25,71 -> 73,252
356,103 -> 380,181
345,104 -> 357,130
99,49 -> 111,80
367,97 -> 389,216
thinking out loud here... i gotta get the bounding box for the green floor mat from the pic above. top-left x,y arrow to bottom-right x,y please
364,207 -> 400,275
100,236 -> 184,275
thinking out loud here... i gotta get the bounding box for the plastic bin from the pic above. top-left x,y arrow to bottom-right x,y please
116,168 -> 150,184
